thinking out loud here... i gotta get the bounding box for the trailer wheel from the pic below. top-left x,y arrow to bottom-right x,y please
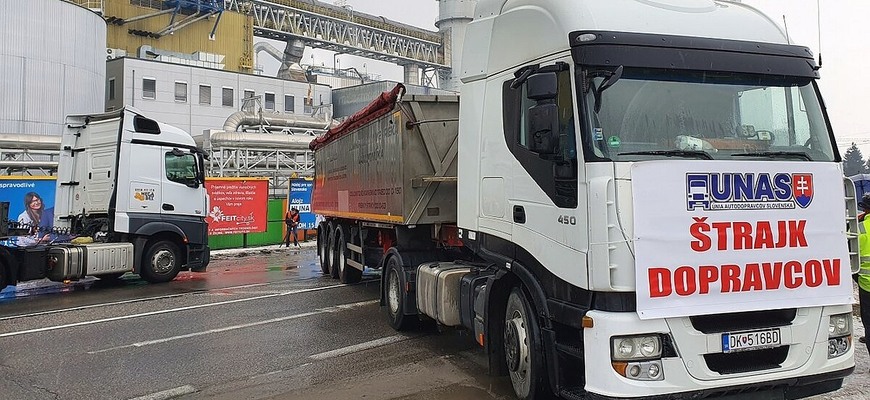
317,222 -> 329,275
340,227 -> 363,284
327,224 -> 339,279
333,225 -> 348,281
140,240 -> 182,283
384,256 -> 414,331
504,287 -> 549,400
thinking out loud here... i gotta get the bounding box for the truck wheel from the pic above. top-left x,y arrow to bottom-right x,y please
504,287 -> 549,400
140,240 -> 182,283
384,256 -> 414,331
340,227 -> 363,284
317,222 -> 329,275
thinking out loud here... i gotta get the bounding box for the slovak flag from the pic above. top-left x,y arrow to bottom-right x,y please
792,174 -> 813,208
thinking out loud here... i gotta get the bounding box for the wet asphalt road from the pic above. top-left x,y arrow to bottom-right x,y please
0,244 -> 517,400
0,244 -> 867,400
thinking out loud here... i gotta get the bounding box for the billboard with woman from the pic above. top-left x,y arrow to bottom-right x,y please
0,177 -> 57,233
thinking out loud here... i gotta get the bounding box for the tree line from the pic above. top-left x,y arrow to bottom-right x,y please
843,142 -> 870,177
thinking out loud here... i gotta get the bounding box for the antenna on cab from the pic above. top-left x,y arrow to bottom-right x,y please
816,0 -> 823,68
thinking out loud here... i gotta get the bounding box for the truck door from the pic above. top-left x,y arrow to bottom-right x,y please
160,147 -> 206,218
506,64 -> 586,253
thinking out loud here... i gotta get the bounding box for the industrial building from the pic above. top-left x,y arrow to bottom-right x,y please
0,0 -> 476,186
105,57 -> 333,137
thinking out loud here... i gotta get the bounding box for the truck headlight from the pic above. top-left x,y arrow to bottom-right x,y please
827,313 -> 852,359
611,335 -> 662,361
828,313 -> 851,337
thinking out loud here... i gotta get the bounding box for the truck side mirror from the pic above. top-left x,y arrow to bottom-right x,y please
191,149 -> 207,185
525,73 -> 560,155
527,72 -> 557,101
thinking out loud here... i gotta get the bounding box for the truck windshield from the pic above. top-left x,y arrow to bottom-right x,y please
578,67 -> 836,162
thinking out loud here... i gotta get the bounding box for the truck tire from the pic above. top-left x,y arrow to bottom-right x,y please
384,256 -> 415,331
340,227 -> 363,284
317,222 -> 329,275
140,240 -> 182,283
504,287 -> 549,400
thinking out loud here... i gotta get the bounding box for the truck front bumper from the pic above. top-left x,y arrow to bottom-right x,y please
586,367 -> 852,399
582,306 -> 856,399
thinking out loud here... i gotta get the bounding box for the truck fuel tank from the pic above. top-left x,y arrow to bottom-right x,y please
416,262 -> 472,327
46,243 -> 133,282
46,246 -> 85,282
81,242 -> 133,276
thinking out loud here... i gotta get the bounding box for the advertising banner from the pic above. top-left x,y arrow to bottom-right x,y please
632,161 -> 852,320
288,179 -> 316,230
205,178 -> 269,235
0,177 -> 57,231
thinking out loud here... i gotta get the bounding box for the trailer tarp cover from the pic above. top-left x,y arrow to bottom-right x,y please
309,83 -> 405,151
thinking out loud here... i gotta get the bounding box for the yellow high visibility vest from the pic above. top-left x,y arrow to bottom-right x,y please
857,218 -> 870,292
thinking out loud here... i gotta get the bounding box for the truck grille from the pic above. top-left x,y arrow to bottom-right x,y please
690,309 -> 796,334
704,346 -> 789,374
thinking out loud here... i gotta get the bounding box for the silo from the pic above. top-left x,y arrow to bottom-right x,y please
0,0 -> 107,135
436,0 -> 477,91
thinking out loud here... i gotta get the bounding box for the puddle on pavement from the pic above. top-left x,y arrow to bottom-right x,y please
268,265 -> 298,271
0,275 -> 145,301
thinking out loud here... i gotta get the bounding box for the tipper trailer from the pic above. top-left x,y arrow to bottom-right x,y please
311,1 -> 858,398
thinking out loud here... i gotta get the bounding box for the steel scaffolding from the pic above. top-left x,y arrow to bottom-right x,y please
224,0 -> 448,73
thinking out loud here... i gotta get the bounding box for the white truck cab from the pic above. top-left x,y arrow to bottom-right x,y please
455,0 -> 855,398
311,1 -> 856,399
55,106 -> 210,282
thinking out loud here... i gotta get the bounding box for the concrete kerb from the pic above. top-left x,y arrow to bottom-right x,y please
210,241 -> 317,260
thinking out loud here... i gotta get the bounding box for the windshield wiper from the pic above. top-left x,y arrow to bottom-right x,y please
592,65 -> 624,114
617,150 -> 713,160
731,151 -> 812,161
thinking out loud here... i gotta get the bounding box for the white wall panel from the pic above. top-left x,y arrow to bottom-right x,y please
0,0 -> 106,135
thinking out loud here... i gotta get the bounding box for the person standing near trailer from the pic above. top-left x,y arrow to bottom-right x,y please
283,207 -> 300,248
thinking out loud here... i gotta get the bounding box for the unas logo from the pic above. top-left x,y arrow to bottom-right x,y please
686,173 -> 813,211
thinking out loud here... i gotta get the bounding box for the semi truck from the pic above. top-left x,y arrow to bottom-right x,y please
311,0 -> 858,398
0,106 -> 210,288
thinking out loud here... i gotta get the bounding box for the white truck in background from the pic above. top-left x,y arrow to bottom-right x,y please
0,106 -> 210,287
312,0 -> 858,398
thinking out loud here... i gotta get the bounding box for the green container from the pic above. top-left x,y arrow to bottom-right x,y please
207,199 -> 288,250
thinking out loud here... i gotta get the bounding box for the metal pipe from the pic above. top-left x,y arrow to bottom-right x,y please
0,134 -> 61,150
253,41 -> 305,80
222,110 -> 337,132
209,132 -> 316,150
157,11 -> 215,36
121,8 -> 175,24
0,161 -> 59,169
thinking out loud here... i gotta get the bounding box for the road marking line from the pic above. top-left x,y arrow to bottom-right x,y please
87,300 -> 377,354
308,335 -> 412,360
0,283 -> 354,339
0,294 -> 184,321
128,385 -> 197,400
0,282 -> 276,321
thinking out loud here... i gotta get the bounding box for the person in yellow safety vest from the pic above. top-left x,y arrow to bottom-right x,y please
855,194 -> 870,358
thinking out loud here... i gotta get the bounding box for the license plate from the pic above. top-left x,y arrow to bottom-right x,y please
721,328 -> 781,353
